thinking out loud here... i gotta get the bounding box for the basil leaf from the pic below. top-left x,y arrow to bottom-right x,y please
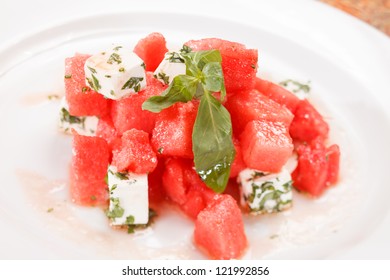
192,93 -> 235,193
142,75 -> 198,112
183,50 -> 222,77
202,62 -> 226,100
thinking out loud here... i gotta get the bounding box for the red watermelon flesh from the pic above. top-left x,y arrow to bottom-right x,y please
194,194 -> 247,260
162,158 -> 216,219
111,72 -> 166,135
147,159 -> 166,206
96,115 -> 118,151
112,129 -> 157,174
151,101 -> 198,158
133,32 -> 168,72
240,120 -> 293,173
292,140 -> 340,197
229,137 -> 246,178
185,38 -> 258,94
254,77 -> 300,113
70,133 -> 109,206
225,89 -> 294,136
289,99 -> 329,143
64,54 -> 108,117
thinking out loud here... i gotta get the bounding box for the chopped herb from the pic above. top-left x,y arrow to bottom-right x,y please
121,77 -> 144,92
110,184 -> 118,195
87,66 -> 97,74
60,108 -> 86,126
251,64 -> 256,69
47,94 -> 60,100
106,197 -> 124,220
279,79 -> 311,94
157,72 -> 170,85
180,45 -> 192,54
141,62 -> 146,69
64,74 -> 72,79
86,74 -> 101,92
110,90 -> 115,96
107,53 -> 122,65
104,173 -> 108,185
105,75 -> 112,78
126,209 -> 158,234
157,147 -> 164,154
47,207 -> 54,213
114,171 -> 129,180
119,67 -> 125,72
81,87 -> 89,93
113,46 -> 123,51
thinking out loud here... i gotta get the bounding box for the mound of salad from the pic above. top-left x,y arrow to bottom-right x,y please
59,32 -> 340,260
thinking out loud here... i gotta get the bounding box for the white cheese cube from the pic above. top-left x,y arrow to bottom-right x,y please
84,45 -> 146,100
107,165 -> 149,226
238,167 -> 293,214
58,97 -> 98,136
154,51 -> 186,85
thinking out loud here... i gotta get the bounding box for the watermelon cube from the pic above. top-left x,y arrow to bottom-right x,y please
112,129 -> 157,174
225,89 -> 294,136
111,72 -> 166,135
185,38 -> 258,94
292,141 -> 340,196
151,101 -> 198,158
240,120 -> 293,173
64,54 -> 108,117
289,99 -> 329,143
133,32 -> 168,72
70,133 -> 110,206
254,77 -> 300,113
162,158 -> 215,219
194,194 -> 247,260
147,159 -> 166,205
96,115 -> 118,150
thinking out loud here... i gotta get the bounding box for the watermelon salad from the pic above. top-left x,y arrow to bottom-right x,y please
59,32 -> 340,260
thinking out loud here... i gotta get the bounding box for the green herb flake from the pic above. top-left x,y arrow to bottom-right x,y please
157,72 -> 170,85
113,46 -> 123,51
114,172 -> 129,180
119,67 -> 125,72
60,107 -> 86,126
121,77 -> 144,92
107,53 -> 122,65
81,87 -> 89,93
106,197 -> 124,220
105,75 -> 112,78
47,208 -> 54,213
279,79 -> 311,94
47,94 -> 60,100
141,62 -> 146,69
87,66 -> 97,74
157,147 -> 164,154
64,74 -> 72,79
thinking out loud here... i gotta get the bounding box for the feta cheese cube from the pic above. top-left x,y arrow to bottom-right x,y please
107,165 -> 149,226
154,51 -> 186,85
58,97 -> 98,136
238,167 -> 293,214
84,45 -> 146,100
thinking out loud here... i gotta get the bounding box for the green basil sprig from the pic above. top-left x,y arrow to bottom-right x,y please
142,47 -> 235,193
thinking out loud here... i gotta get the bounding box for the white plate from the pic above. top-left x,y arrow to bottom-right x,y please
1,0 -> 390,259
